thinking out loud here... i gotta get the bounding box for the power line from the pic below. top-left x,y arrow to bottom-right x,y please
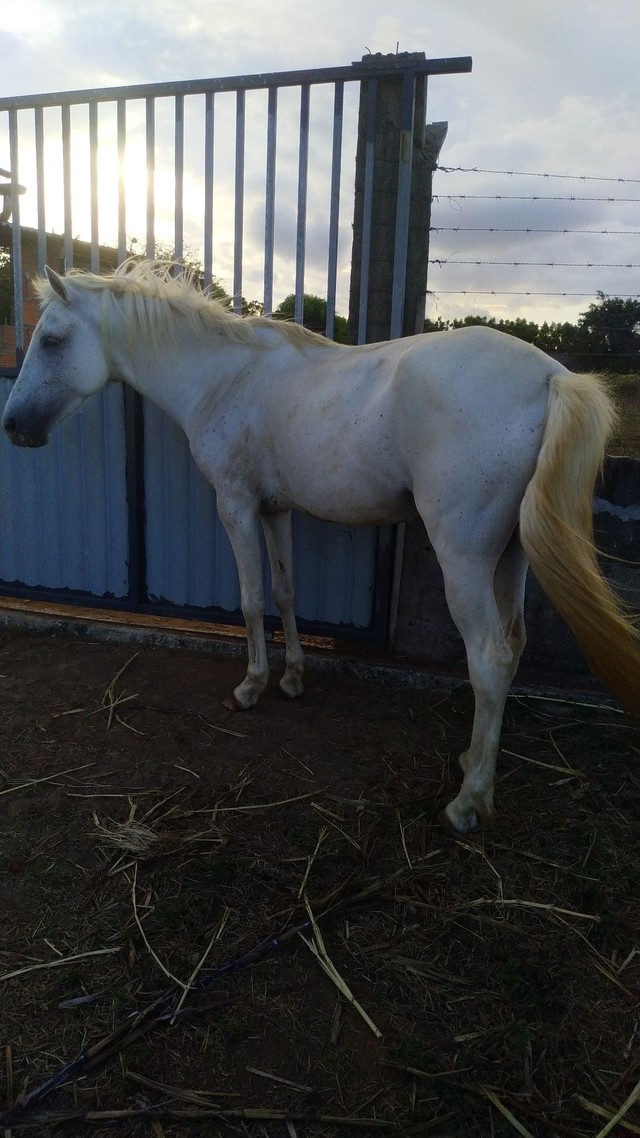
437,165 -> 640,184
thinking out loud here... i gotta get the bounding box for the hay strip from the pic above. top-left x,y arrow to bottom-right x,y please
481,1087 -> 536,1137
0,948 -> 121,983
299,896 -> 382,1039
501,748 -> 584,779
297,826 -> 328,898
576,1094 -> 640,1134
0,762 -> 94,798
592,1078 -> 640,1138
245,1067 -> 313,1093
169,925 -> 220,1025
131,864 -> 188,991
215,790 -> 317,813
461,897 -> 600,922
101,652 -> 139,729
126,1070 -> 229,1107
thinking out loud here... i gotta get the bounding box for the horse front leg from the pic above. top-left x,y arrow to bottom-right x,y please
261,511 -> 304,699
217,502 -> 270,710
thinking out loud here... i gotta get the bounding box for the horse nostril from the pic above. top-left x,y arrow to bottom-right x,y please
3,416 -> 16,436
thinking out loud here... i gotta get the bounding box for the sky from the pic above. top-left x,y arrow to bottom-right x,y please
2,0 -> 639,327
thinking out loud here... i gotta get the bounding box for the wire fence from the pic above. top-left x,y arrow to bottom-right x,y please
427,164 -> 640,311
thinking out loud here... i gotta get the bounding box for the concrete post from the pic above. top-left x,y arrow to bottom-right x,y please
348,53 -> 447,344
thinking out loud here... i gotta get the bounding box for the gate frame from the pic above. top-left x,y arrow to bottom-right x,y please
0,54 -> 472,643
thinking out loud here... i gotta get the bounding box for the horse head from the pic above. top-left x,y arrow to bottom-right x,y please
3,266 -> 111,448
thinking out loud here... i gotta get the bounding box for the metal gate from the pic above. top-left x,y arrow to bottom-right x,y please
0,55 -> 470,638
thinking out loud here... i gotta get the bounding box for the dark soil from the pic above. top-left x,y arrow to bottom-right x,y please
0,626 -> 639,1137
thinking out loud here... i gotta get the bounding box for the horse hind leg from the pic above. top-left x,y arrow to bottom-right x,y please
493,528 -> 528,683
261,512 -> 305,699
455,532 -> 528,802
435,548 -> 520,833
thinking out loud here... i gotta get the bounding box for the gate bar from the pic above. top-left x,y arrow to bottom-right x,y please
34,107 -> 47,273
0,59 -> 472,111
203,92 -> 214,288
325,80 -> 344,340
294,84 -> 310,324
145,98 -> 156,259
263,87 -> 277,315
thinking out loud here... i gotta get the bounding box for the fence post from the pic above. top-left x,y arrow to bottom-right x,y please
348,53 -> 447,344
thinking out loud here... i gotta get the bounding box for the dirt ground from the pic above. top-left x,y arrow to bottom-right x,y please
0,625 -> 639,1138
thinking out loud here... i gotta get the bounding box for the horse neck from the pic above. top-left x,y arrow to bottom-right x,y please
120,328 -> 241,433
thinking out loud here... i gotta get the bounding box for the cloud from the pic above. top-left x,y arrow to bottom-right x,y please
2,0 -> 639,325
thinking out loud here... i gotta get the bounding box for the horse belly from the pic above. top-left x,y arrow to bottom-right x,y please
267,425 -> 416,525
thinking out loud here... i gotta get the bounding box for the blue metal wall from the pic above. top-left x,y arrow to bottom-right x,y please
143,402 -> 378,628
0,381 -> 129,598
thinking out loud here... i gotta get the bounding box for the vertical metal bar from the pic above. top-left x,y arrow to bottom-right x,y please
145,97 -> 155,259
325,81 -> 344,339
34,107 -> 47,273
123,383 -> 147,608
263,86 -> 277,315
203,92 -> 214,289
174,94 -> 184,265
115,88 -> 147,610
233,89 -> 245,314
61,104 -> 73,268
357,77 -> 377,344
389,70 -> 416,339
89,102 -> 100,271
117,99 -> 127,263
8,109 -> 24,363
294,83 -> 310,325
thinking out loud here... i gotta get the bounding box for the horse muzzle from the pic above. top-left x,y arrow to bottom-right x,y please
2,414 -> 49,448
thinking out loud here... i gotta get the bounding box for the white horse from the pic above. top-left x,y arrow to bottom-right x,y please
3,262 -> 638,832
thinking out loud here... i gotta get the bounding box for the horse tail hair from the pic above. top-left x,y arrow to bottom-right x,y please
519,371 -> 640,718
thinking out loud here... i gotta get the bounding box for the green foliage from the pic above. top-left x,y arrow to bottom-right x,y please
578,293 -> 640,361
426,294 -> 640,371
275,293 -> 349,342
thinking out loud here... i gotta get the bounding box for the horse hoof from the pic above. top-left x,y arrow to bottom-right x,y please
440,804 -> 479,835
278,682 -> 304,701
222,692 -> 244,712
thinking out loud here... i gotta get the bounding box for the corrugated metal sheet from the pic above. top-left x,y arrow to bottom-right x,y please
0,382 -> 129,597
143,403 -> 378,628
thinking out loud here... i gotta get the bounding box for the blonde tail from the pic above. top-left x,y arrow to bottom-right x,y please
519,371 -> 640,718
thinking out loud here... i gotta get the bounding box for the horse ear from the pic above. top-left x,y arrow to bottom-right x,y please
44,265 -> 70,304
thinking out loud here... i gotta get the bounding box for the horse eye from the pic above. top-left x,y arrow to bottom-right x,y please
42,334 -> 62,348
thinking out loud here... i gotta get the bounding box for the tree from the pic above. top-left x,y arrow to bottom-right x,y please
576,293 -> 640,369
423,295 -> 640,372
275,294 -> 348,342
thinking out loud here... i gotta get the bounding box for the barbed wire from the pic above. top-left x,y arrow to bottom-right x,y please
437,165 -> 640,183
434,194 -> 640,203
430,227 -> 640,235
429,165 -> 640,307
430,260 -> 637,269
430,290 -> 640,298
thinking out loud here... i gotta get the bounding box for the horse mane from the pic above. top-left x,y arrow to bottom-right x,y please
33,260 -> 344,353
